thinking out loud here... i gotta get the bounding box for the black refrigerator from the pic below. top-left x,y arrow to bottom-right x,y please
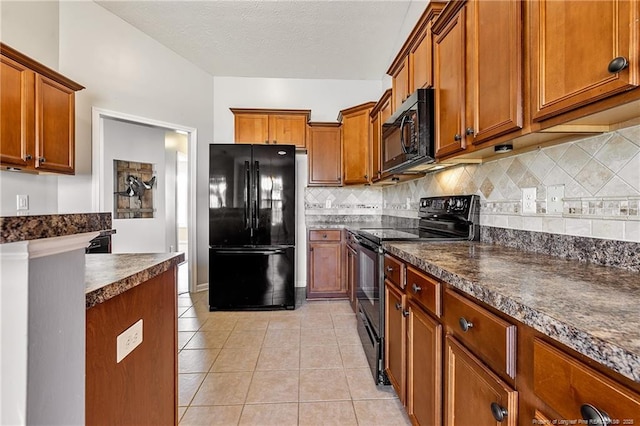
209,144 -> 296,310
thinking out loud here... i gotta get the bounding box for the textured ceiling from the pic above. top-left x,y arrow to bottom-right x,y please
95,0 -> 430,80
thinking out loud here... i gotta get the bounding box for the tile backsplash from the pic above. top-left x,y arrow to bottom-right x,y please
306,124 -> 640,242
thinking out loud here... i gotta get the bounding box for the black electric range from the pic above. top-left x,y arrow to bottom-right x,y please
353,195 -> 479,385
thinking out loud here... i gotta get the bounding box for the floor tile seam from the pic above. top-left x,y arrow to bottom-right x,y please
179,372 -> 208,408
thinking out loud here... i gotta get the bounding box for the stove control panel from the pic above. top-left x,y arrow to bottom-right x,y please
419,195 -> 477,216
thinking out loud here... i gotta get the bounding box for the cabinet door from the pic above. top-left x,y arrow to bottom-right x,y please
0,54 -> 34,168
410,22 -> 435,92
36,75 -> 75,174
308,124 -> 342,186
370,94 -> 391,183
385,282 -> 406,403
234,113 -> 269,144
445,336 -> 518,426
270,114 -> 307,148
407,301 -> 442,426
308,234 -> 344,298
434,7 -> 467,158
468,0 -> 523,145
342,107 -> 372,185
531,0 -> 638,121
392,56 -> 410,113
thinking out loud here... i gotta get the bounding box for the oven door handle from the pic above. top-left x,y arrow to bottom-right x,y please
359,310 -> 376,345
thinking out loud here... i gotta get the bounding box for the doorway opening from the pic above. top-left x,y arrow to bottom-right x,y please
91,108 -> 198,293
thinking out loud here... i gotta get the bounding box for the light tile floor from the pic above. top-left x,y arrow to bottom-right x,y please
177,291 -> 411,425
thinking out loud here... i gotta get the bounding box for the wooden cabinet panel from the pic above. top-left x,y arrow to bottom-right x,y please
391,57 -> 410,114
0,55 -> 34,168
36,75 -> 75,173
443,289 -> 517,380
385,281 -> 406,403
383,253 -> 404,290
270,114 -> 307,147
307,229 -> 345,298
370,89 -> 392,183
407,300 -> 442,426
86,268 -> 177,425
307,122 -> 342,186
434,7 -> 467,158
468,0 -> 523,145
406,266 -> 441,317
341,102 -> 374,185
234,113 -> 269,144
410,22 -> 435,92
445,336 -> 518,426
533,338 -> 640,421
530,0 -> 638,121
231,109 -> 310,149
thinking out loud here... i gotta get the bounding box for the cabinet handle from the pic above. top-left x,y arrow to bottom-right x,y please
411,283 -> 422,293
364,174 -> 368,179
310,247 -> 314,252
402,309 -> 409,317
25,154 -> 32,161
322,234 -> 327,239
386,266 -> 394,272
580,404 -> 611,426
459,317 -> 473,332
608,56 -> 629,73
490,403 -> 508,422
454,134 -> 462,141
395,302 -> 402,311
39,157 -> 46,163
273,140 -> 277,144
264,140 -> 269,144
465,127 -> 475,136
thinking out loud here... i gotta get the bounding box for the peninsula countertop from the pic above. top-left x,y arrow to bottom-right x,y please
384,240 -> 640,384
0,213 -> 112,244
85,252 -> 185,309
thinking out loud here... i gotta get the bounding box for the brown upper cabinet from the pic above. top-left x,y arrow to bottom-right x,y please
1,43 -> 84,175
307,122 -> 342,186
369,89 -> 392,183
530,0 -> 639,122
230,109 -> 310,150
339,102 -> 376,185
433,0 -> 524,159
388,2 -> 445,114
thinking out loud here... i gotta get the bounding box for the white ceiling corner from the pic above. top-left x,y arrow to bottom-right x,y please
94,0 -> 431,80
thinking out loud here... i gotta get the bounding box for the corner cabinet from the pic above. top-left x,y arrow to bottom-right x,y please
530,0 -> 639,122
230,108 -> 310,150
307,229 -> 346,298
339,102 -> 376,185
1,43 -> 84,174
307,122 -> 342,186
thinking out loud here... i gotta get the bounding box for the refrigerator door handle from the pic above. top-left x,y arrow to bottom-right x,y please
244,161 -> 251,229
254,160 -> 260,229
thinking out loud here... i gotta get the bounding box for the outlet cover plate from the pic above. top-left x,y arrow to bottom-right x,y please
547,185 -> 564,214
117,319 -> 143,363
522,187 -> 537,214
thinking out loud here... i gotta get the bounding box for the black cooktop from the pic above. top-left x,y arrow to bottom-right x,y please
356,227 -> 468,244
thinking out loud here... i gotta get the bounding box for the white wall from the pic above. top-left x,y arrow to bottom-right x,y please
103,119 -> 167,253
213,76 -> 383,288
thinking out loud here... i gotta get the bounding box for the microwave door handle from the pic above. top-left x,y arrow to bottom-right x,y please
400,114 -> 409,154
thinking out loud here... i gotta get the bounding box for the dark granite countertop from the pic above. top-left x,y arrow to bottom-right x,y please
0,213 -> 112,244
384,241 -> 640,383
85,252 -> 185,309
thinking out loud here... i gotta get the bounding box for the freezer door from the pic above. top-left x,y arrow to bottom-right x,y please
209,247 -> 295,310
209,144 -> 253,246
251,145 -> 296,246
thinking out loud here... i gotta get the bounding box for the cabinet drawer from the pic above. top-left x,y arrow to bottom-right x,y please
406,266 -> 441,317
533,338 -> 640,421
383,254 -> 404,290
308,230 -> 341,242
443,289 -> 516,379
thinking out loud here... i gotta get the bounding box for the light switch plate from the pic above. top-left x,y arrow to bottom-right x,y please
547,185 -> 564,214
522,187 -> 537,214
117,319 -> 143,363
17,194 -> 29,210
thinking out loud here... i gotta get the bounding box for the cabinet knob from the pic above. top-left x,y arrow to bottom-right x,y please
490,403 -> 508,422
411,283 -> 422,293
310,247 -> 314,252
25,154 -> 32,161
402,309 -> 409,317
386,266 -> 394,272
580,404 -> 611,426
459,317 -> 473,332
264,140 -> 269,144
608,56 -> 629,74
395,302 -> 402,311
273,140 -> 277,144
322,234 -> 327,239
364,174 -> 368,179
39,157 -> 46,163
465,127 -> 475,136
454,134 -> 462,141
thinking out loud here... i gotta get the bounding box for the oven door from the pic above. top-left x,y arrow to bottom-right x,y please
355,236 -> 382,337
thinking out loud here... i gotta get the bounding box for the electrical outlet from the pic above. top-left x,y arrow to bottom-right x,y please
16,194 -> 29,210
547,185 -> 564,214
117,319 -> 143,363
522,187 -> 537,214
325,199 -> 332,209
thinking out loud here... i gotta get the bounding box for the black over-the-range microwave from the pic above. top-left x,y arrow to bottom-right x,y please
381,88 -> 435,175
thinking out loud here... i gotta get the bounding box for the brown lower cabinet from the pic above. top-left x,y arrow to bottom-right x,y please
307,229 -> 346,298
86,268 -> 178,425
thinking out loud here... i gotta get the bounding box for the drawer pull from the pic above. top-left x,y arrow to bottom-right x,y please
322,234 -> 327,239
386,266 -> 394,272
459,317 -> 474,332
411,283 -> 422,293
580,404 -> 611,426
395,302 -> 402,311
402,309 -> 409,317
490,402 -> 508,422
608,56 -> 629,74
